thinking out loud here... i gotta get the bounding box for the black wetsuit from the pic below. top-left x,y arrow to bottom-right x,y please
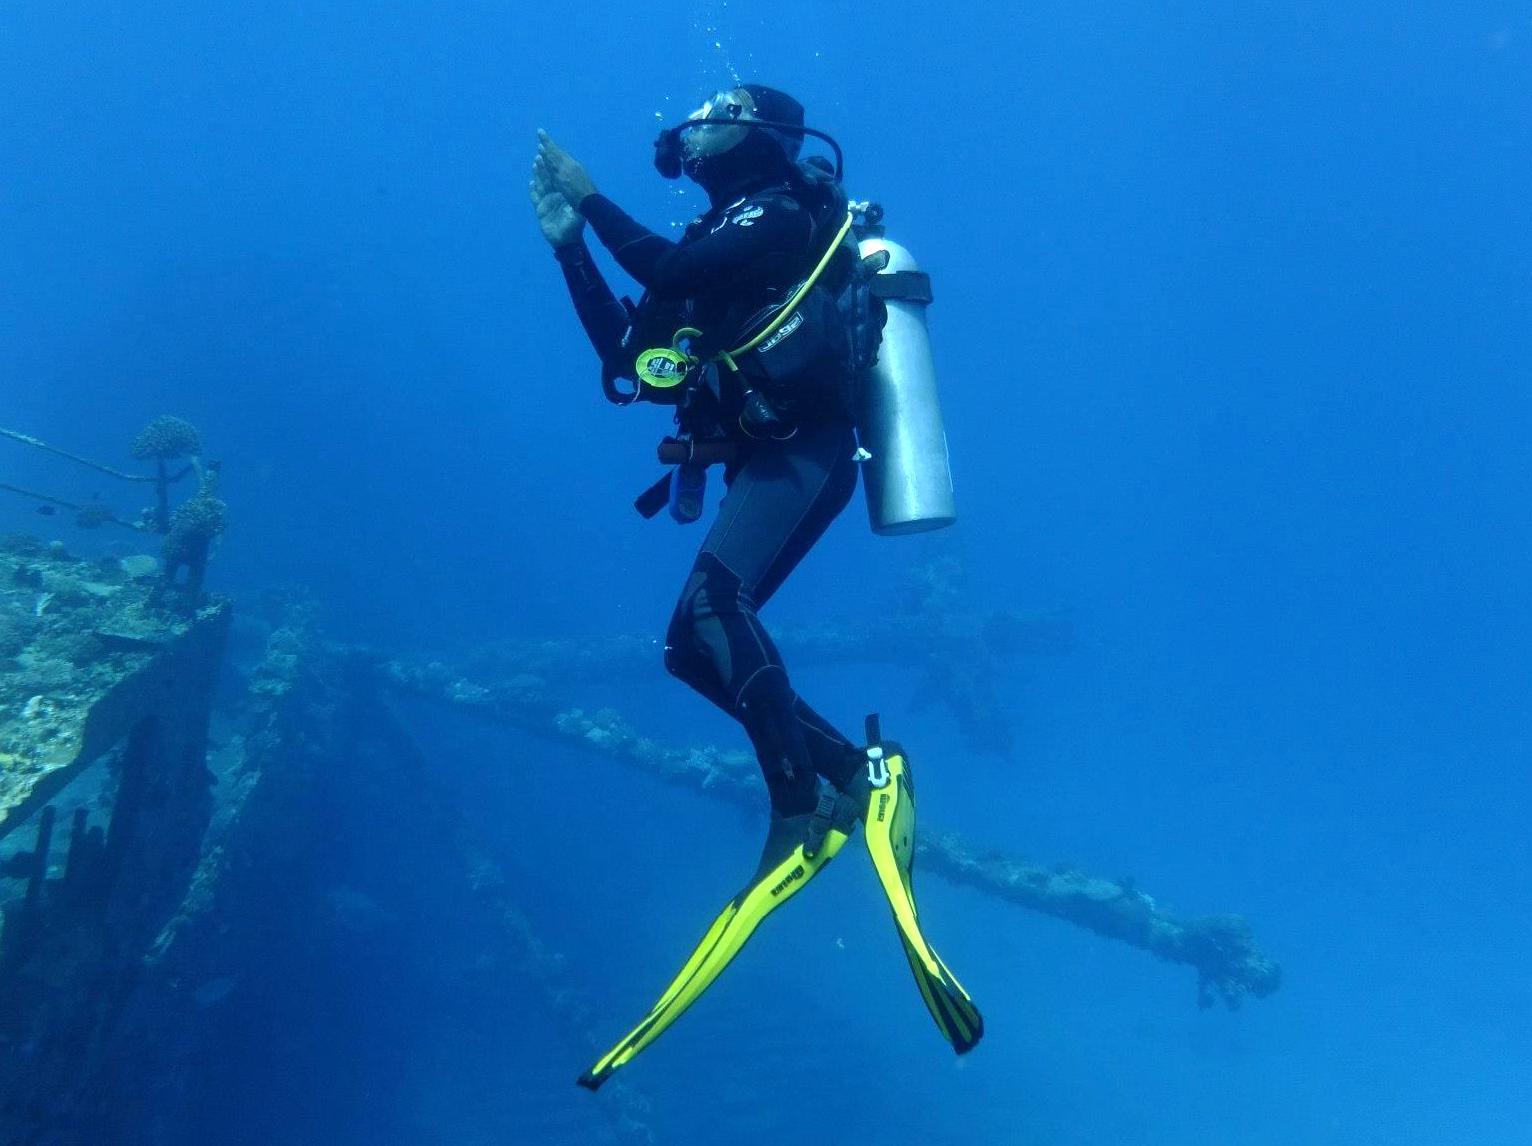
553,184 -> 863,815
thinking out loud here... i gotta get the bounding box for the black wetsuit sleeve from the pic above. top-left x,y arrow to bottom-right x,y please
553,238 -> 629,361
580,192 -> 812,297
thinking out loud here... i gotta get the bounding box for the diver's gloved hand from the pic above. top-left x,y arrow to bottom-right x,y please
535,129 -> 598,208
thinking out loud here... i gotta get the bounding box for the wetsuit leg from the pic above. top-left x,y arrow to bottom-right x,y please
665,419 -> 863,813
792,696 -> 865,792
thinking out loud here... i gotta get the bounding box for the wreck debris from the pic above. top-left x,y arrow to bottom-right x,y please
0,544 -> 654,1143
354,689 -> 658,1143
0,541 -> 222,842
0,519 -> 1279,1141
363,651 -> 1280,1008
0,482 -> 139,533
460,606 -> 1071,682
0,427 -> 160,485
444,613 -> 1069,764
2,418 -> 206,538
159,464 -> 226,602
0,552 -> 229,1143
917,840 -> 1280,1008
0,418 -> 224,609
0,805 -> 54,965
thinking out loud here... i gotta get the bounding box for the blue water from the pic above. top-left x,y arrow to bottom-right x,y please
4,2 -> 1530,1142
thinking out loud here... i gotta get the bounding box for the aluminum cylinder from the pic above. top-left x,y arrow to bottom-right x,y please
856,237 -> 957,535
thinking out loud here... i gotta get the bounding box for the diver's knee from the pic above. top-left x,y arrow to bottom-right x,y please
669,567 -> 713,634
661,638 -> 691,682
662,610 -> 712,690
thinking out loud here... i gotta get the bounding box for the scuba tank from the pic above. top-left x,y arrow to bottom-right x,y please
853,218 -> 957,535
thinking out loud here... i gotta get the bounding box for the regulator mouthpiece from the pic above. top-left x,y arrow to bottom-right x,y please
654,127 -> 684,179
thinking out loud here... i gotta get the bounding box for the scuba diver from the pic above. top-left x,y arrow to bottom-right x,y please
529,84 -> 981,1090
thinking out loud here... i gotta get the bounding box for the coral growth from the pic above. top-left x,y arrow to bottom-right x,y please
132,416 -> 202,461
162,468 -> 227,600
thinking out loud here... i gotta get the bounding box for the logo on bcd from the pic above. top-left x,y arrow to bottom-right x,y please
758,311 -> 804,354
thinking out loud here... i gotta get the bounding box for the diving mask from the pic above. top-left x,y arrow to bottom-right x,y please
653,88 -> 758,178
681,89 -> 756,162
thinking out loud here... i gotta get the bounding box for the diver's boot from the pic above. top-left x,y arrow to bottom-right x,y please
856,714 -> 984,1054
578,790 -> 854,1091
804,776 -> 867,858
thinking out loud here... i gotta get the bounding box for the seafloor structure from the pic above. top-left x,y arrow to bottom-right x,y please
0,532 -> 1278,1145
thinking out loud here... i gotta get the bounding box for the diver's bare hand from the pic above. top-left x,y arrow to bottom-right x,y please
529,170 -> 585,248
536,129 -> 598,205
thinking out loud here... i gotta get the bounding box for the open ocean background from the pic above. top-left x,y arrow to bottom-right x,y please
3,2 -> 1529,1143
